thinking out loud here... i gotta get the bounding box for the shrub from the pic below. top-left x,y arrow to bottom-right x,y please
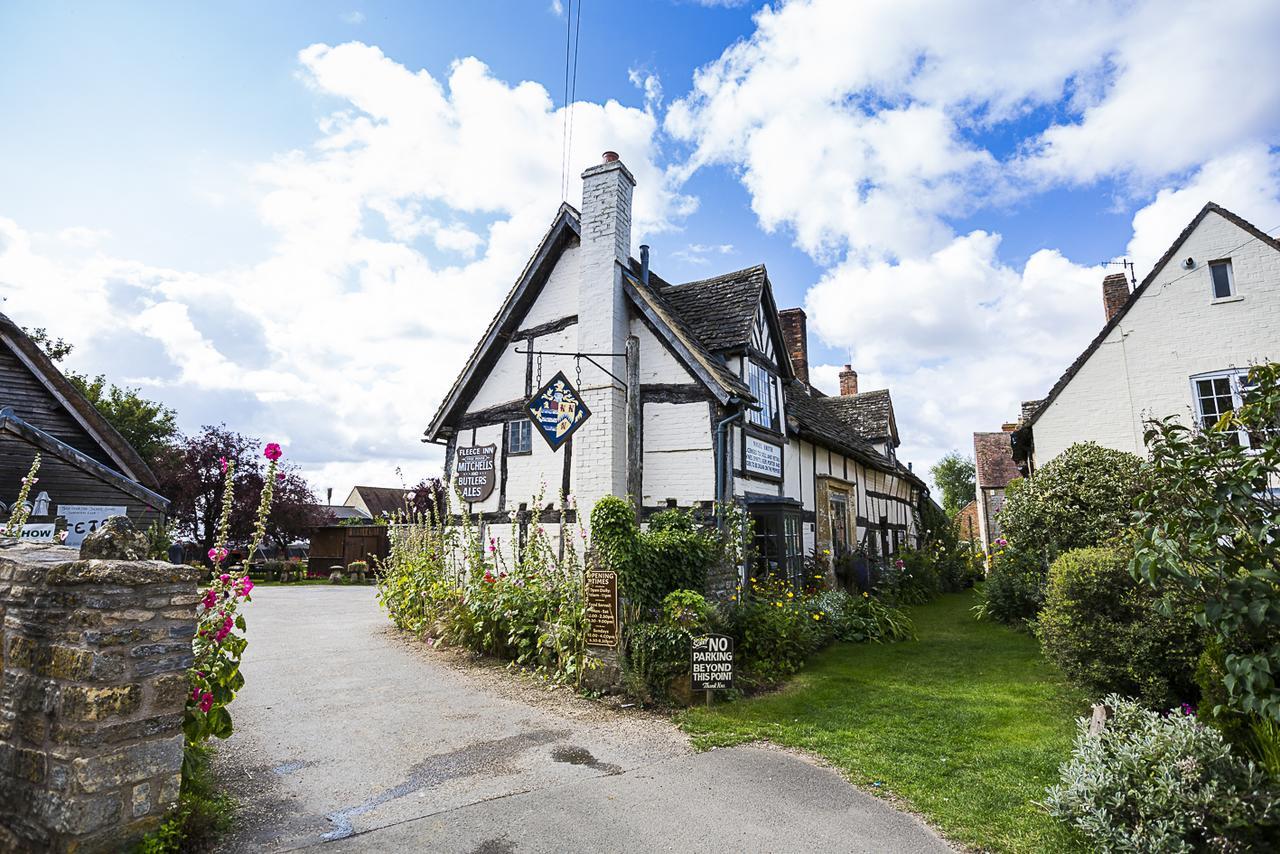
1037,546 -> 1202,709
888,547 -> 941,605
620,622 -> 689,705
808,589 -> 915,643
662,589 -> 711,631
590,498 -> 717,611
1133,362 -> 1280,723
729,575 -> 821,684
973,544 -> 1046,628
1045,695 -> 1279,852
1000,441 -> 1146,561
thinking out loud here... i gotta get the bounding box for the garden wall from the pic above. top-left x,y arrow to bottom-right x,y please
0,540 -> 201,853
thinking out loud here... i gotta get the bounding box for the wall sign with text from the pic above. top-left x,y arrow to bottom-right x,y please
58,505 -> 127,548
744,435 -> 783,479
454,444 -> 497,503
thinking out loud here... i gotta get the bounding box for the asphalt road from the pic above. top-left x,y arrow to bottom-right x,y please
213,585 -> 953,853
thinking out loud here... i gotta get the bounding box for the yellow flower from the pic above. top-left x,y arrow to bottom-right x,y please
775,601 -> 782,607
786,591 -> 794,599
812,613 -> 821,620
862,592 -> 869,598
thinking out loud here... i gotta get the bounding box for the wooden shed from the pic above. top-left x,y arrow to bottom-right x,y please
307,524 -> 389,575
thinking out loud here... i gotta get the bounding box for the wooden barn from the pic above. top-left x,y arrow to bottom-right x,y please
0,313 -> 169,537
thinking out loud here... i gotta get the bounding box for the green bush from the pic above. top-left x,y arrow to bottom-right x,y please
1037,546 -> 1202,709
662,589 -> 711,631
1045,695 -> 1279,851
135,743 -> 234,853
729,575 -> 821,684
1134,362 -> 1280,724
973,545 -> 1046,628
808,589 -> 915,643
888,547 -> 941,605
591,498 -> 717,612
1000,441 -> 1146,561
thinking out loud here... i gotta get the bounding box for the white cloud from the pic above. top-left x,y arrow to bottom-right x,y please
341,11 -> 365,24
672,242 -> 734,265
0,42 -> 690,496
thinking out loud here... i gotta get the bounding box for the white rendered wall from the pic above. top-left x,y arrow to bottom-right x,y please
1034,210 -> 1280,465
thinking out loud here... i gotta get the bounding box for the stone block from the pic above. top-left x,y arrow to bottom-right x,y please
60,683 -> 141,722
49,713 -> 183,754
156,771 -> 180,808
131,782 -> 151,817
71,735 -> 183,794
149,673 -> 190,711
130,641 -> 189,659
42,791 -> 122,835
45,645 -> 96,681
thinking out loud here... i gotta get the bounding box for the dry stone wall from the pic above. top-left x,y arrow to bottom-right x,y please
0,540 -> 201,853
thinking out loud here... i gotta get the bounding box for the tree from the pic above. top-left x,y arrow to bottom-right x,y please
930,451 -> 975,515
406,477 -> 448,521
65,373 -> 178,468
1000,442 -> 1146,562
21,325 -> 178,468
154,425 -> 321,560
1133,362 -> 1280,723
24,327 -> 74,363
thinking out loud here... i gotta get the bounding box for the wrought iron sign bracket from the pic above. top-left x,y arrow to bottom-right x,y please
513,346 -> 630,394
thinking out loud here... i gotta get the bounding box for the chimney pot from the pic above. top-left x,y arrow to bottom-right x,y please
839,365 -> 859,396
602,150 -> 619,163
777,308 -> 809,385
1102,272 -> 1130,323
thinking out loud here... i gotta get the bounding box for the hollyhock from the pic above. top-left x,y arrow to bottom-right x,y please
264,442 -> 282,461
199,692 -> 213,713
219,456 -> 228,473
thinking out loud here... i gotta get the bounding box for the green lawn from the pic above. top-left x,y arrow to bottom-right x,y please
679,592 -> 1088,853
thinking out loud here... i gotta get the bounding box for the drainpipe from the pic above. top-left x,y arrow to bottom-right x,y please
714,402 -> 748,529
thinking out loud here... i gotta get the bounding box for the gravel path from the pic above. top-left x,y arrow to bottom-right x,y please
212,585 -> 953,853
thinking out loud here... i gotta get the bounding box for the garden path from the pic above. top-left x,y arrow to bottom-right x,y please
212,585 -> 953,853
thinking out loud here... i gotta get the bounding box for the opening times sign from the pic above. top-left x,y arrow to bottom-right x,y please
585,569 -> 619,648
691,634 -> 734,690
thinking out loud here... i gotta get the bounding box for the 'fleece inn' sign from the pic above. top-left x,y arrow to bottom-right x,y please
455,444 -> 497,502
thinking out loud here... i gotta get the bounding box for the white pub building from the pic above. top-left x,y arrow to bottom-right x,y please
426,153 -> 930,586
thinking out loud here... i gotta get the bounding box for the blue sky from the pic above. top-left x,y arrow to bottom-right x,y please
2,1 -> 1279,495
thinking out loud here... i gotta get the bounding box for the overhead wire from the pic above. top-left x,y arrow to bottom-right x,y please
559,0 -> 573,201
565,0 -> 584,200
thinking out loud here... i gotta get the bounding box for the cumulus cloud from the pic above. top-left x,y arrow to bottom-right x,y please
0,42 -> 690,495
667,0 -> 1280,486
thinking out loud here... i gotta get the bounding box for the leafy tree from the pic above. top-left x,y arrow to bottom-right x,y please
21,325 -> 177,468
65,372 -> 178,468
1133,362 -> 1280,723
999,441 -> 1146,562
154,425 -> 321,560
930,451 -> 975,515
23,326 -> 75,363
406,477 -> 448,521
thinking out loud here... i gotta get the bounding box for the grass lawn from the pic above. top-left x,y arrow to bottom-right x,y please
679,591 -> 1088,853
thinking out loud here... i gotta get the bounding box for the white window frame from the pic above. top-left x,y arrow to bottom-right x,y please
1208,259 -> 1236,300
1190,369 -> 1251,447
507,419 -> 532,455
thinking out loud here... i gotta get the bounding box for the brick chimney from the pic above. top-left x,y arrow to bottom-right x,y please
576,151 -> 635,511
839,365 -> 859,396
778,308 -> 809,385
1102,273 -> 1130,322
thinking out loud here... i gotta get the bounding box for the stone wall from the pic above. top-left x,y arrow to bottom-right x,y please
0,540 -> 202,853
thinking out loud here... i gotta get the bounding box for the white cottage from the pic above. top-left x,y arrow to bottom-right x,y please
425,153 -> 929,585
1013,202 -> 1280,471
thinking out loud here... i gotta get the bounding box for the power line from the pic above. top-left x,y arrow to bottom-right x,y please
565,0 -> 583,201
559,1 -> 573,201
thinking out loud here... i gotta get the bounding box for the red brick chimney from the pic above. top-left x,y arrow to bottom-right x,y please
839,364 -> 858,396
778,308 -> 809,385
1102,273 -> 1130,322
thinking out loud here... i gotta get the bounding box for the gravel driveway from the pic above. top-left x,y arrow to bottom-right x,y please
213,585 -> 953,853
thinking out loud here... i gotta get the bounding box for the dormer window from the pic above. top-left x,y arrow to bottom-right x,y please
746,360 -> 779,431
1209,260 -> 1235,299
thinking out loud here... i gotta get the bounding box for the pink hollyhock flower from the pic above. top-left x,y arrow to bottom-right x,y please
238,577 -> 254,596
191,688 -> 200,702
894,559 -> 905,569
264,442 -> 282,461
219,573 -> 230,584
202,590 -> 217,609
199,692 -> 213,713
276,472 -> 285,482
219,456 -> 228,473
483,571 -> 495,584
209,548 -> 228,563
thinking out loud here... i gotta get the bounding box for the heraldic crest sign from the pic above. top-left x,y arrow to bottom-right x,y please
526,370 -> 591,451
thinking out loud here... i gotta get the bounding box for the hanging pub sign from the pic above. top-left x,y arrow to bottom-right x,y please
455,444 -> 497,503
691,634 -> 734,690
584,568 -> 619,648
526,370 -> 591,452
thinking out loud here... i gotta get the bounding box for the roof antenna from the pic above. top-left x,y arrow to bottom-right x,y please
640,245 -> 650,285
1101,258 -> 1136,287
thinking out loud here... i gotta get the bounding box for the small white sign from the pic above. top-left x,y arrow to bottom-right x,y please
744,435 -> 783,479
19,523 -> 56,542
58,505 -> 127,548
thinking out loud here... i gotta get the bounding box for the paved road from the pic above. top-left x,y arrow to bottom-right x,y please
214,586 -> 952,853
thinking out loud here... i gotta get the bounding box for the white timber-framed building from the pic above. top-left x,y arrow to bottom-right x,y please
425,153 -> 930,587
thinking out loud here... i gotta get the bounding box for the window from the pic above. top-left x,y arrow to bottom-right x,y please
507,419 -> 532,455
750,505 -> 804,587
1209,260 -> 1235,299
1192,370 -> 1250,446
746,361 -> 778,430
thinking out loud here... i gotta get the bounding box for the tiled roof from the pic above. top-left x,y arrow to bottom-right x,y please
819,389 -> 896,443
783,382 -> 898,474
974,432 -> 1021,490
658,265 -> 768,352
350,486 -> 408,518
